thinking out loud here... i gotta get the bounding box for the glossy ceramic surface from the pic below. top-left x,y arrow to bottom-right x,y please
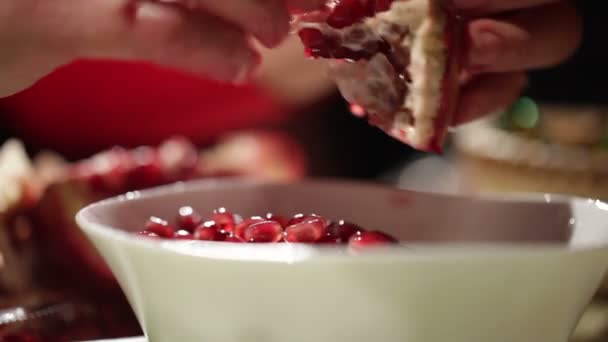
77,179 -> 608,342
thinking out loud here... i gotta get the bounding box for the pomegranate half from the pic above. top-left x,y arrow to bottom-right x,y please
295,0 -> 463,152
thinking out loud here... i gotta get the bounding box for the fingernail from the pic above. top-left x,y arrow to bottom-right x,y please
468,30 -> 501,69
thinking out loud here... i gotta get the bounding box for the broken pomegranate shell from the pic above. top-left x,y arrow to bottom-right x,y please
295,0 -> 464,153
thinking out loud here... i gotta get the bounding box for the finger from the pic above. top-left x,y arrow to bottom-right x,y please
190,0 -> 290,48
449,0 -> 559,15
453,72 -> 527,125
46,0 -> 260,83
129,2 -> 261,82
465,2 -> 582,73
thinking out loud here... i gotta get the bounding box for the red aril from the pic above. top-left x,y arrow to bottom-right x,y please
137,230 -> 160,238
243,221 -> 284,243
194,227 -> 218,241
327,0 -> 376,28
212,207 -> 236,233
234,217 -> 265,240
176,206 -> 202,232
224,235 -> 244,243
284,216 -> 328,243
326,220 -> 364,242
348,230 -> 398,248
144,217 -> 175,238
174,229 -> 193,240
265,213 -> 288,227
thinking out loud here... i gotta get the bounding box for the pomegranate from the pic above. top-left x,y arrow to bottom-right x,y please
294,0 -> 463,152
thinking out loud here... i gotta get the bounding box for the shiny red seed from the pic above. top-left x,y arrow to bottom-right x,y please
298,28 -> 336,58
288,213 -> 306,226
327,0 -> 376,29
284,216 -> 328,243
144,217 -> 175,238
348,230 -> 398,248
176,206 -> 202,232
317,235 -> 341,244
265,213 -> 288,227
327,220 -> 365,242
212,207 -> 236,233
194,221 -> 221,241
234,217 -> 265,240
174,229 -> 194,240
225,235 -> 244,243
243,220 -> 284,243
137,230 -> 160,238
194,228 -> 217,241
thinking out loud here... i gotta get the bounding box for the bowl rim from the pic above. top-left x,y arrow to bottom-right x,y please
75,178 -> 608,263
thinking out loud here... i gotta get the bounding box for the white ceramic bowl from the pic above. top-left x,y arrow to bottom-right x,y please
76,179 -> 608,342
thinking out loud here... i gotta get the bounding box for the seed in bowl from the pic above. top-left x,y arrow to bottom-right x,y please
136,207 -> 399,248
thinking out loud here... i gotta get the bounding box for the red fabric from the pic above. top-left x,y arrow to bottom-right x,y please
0,59 -> 288,158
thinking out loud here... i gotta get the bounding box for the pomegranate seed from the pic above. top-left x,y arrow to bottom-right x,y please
298,28 -> 336,58
327,0 -> 376,28
212,207 -> 236,233
194,221 -> 221,241
137,230 -> 160,238
348,230 -> 398,248
327,220 -> 365,242
265,213 -> 288,227
225,235 -> 244,243
243,221 -> 283,243
174,229 -> 194,240
287,213 -> 324,226
144,217 -> 175,238
234,217 -> 265,240
176,206 -> 202,232
284,215 -> 328,243
317,235 -> 341,244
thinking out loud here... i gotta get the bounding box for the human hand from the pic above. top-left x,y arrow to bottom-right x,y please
0,0 -> 324,97
450,0 -> 582,124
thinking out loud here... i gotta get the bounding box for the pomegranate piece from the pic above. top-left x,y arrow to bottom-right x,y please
284,215 -> 328,243
294,0 -> 463,153
348,230 -> 398,248
326,220 -> 365,242
242,220 -> 284,243
144,217 -> 175,238
176,206 -> 202,232
211,207 -> 236,233
265,213 -> 288,227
